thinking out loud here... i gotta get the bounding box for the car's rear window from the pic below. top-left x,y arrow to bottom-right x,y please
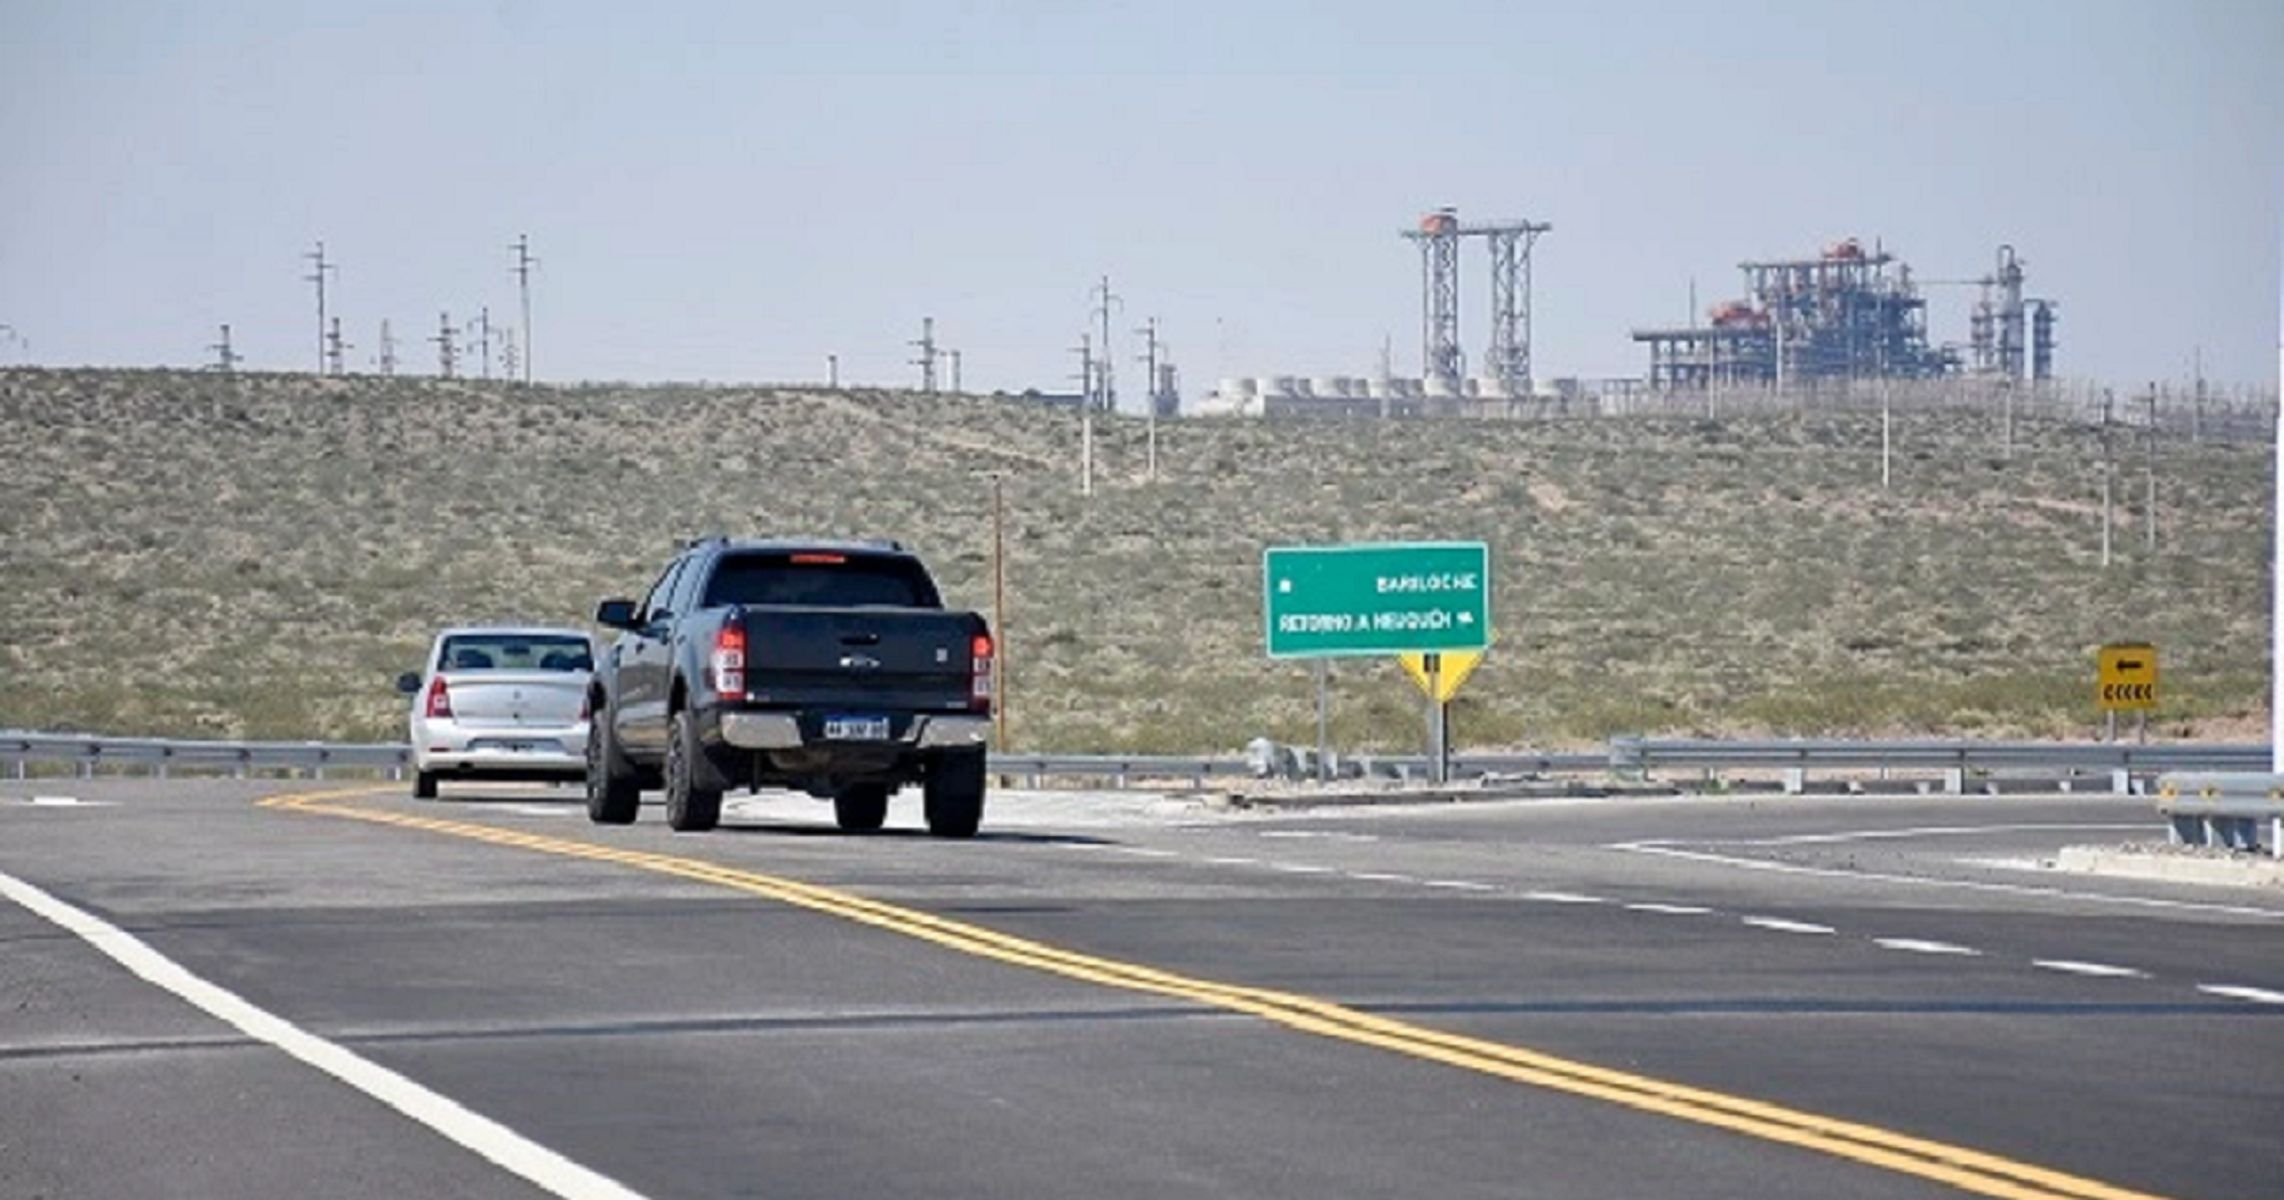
438,634 -> 594,673
704,552 -> 940,609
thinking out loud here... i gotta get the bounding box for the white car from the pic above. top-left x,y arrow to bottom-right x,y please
396,626 -> 596,799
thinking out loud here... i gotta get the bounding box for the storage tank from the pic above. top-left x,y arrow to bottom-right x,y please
1268,375 -> 1299,398
1313,377 -> 1347,399
1365,378 -> 1394,399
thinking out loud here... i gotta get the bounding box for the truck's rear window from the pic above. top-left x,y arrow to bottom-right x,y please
439,634 -> 595,673
705,553 -> 940,609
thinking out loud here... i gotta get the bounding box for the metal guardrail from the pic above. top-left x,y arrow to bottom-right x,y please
2152,772 -> 2284,858
2,731 -> 2268,792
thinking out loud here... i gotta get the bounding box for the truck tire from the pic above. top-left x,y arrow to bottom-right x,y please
833,784 -> 890,832
412,770 -> 438,801
923,747 -> 986,839
665,707 -> 722,833
585,703 -> 640,825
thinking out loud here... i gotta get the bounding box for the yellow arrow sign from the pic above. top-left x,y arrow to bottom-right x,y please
1399,647 -> 1486,703
2096,642 -> 2157,712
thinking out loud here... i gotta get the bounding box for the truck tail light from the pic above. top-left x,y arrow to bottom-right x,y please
425,676 -> 453,719
969,632 -> 994,711
711,623 -> 747,703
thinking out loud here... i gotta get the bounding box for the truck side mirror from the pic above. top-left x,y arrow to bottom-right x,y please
395,671 -> 422,695
595,598 -> 639,630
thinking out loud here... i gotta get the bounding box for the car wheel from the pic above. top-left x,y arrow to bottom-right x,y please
664,708 -> 722,833
834,784 -> 890,832
412,770 -> 439,801
923,748 -> 986,839
585,701 -> 640,825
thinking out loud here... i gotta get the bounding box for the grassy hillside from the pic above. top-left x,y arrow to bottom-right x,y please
0,368 -> 2269,753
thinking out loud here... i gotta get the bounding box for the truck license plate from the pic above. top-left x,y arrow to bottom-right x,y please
823,715 -> 891,741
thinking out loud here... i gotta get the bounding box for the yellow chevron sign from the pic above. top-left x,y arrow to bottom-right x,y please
1399,647 -> 1485,703
2097,642 -> 2158,711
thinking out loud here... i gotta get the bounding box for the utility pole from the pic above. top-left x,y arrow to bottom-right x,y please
1073,334 -> 1095,497
470,307 -> 492,380
326,317 -> 351,376
304,241 -> 337,374
1089,275 -> 1121,412
433,311 -> 459,379
911,317 -> 938,393
498,328 -> 519,383
2145,383 -> 2159,554
985,472 -> 1010,753
2100,388 -> 2115,568
948,348 -> 962,394
377,319 -> 398,377
827,353 -> 840,389
208,324 -> 242,374
508,234 -> 536,385
1136,317 -> 1163,480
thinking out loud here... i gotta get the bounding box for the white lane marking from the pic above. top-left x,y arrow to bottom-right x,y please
1615,841 -> 2284,920
1203,856 -> 1261,868
1875,939 -> 1982,957
1720,824 -> 2150,848
1347,871 -> 1418,884
1422,879 -> 1499,892
26,795 -> 107,807
1263,862 -> 1336,875
2196,984 -> 2284,1006
0,869 -> 650,1200
1520,891 -> 1606,905
1257,830 -> 1380,843
499,805 -> 575,817
1113,847 -> 1178,859
2033,960 -> 2148,979
1741,917 -> 1836,935
1626,903 -> 1714,916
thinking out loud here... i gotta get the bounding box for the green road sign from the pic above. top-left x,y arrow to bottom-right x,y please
1263,541 -> 1491,658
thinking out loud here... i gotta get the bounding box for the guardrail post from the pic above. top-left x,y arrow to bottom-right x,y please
1943,768 -> 1964,795
2110,768 -> 2132,796
1782,767 -> 1804,795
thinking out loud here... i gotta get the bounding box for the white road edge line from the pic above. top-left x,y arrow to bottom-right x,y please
2032,960 -> 2148,979
2196,984 -> 2284,1005
0,869 -> 651,1200
1422,880 -> 1499,892
1614,841 -> 2284,920
1625,903 -> 1714,916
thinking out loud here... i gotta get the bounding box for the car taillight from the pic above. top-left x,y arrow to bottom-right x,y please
969,632 -> 994,712
711,623 -> 747,702
425,676 -> 453,719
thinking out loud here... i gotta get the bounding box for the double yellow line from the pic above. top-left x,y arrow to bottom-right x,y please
263,788 -> 2175,1200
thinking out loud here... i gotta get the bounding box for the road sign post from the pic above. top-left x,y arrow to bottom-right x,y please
1265,542 -> 1491,783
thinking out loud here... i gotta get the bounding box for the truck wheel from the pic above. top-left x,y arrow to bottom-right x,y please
834,784 -> 890,832
665,708 -> 722,832
412,770 -> 438,801
585,703 -> 640,825
923,748 -> 986,839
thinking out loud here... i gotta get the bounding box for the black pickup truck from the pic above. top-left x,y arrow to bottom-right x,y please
585,537 -> 995,837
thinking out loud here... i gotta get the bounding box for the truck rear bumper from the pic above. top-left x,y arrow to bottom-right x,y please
718,712 -> 991,750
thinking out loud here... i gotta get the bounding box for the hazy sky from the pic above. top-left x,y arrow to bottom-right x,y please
3,1 -> 2279,402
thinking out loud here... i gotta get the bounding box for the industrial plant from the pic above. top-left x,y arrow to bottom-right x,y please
1195,210 -> 2058,417
1632,240 -> 2057,391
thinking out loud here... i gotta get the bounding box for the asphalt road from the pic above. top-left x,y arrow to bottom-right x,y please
2,778 -> 2278,1200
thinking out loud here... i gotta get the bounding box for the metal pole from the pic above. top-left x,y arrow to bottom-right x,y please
2101,388 -> 2115,568
992,474 -> 1008,752
2145,384 -> 2158,554
1315,659 -> 1330,783
827,354 -> 839,388
1426,653 -> 1447,785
